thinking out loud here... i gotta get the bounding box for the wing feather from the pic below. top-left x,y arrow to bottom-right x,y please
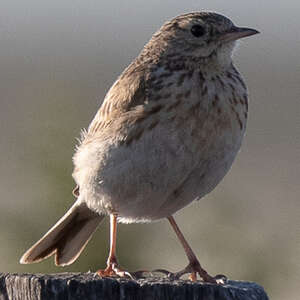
87,62 -> 147,136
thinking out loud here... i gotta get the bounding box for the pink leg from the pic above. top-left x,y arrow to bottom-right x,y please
97,214 -> 132,278
167,216 -> 220,283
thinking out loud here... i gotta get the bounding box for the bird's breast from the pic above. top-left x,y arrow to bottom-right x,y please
73,65 -> 248,222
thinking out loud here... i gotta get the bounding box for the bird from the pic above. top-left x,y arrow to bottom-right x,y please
20,12 -> 259,283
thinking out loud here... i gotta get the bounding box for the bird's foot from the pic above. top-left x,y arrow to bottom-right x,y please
153,262 -> 227,284
96,259 -> 133,279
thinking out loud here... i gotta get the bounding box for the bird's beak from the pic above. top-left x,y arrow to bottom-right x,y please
219,26 -> 259,43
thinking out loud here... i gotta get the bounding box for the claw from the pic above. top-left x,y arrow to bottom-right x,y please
152,264 -> 226,284
178,261 -> 217,283
97,262 -> 134,279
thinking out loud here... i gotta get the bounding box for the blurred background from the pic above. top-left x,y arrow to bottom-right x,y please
0,1 -> 299,299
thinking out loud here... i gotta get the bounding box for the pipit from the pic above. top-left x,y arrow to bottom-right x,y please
20,12 -> 259,283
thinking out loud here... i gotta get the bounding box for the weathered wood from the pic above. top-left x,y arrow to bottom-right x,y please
0,272 -> 269,300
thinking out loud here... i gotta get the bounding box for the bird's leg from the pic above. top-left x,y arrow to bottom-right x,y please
97,214 -> 132,278
167,216 -> 215,282
164,216 -> 225,283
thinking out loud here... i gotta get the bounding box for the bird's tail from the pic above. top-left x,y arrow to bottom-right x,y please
20,200 -> 104,266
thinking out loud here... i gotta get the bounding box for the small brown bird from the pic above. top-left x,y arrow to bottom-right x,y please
20,12 -> 258,283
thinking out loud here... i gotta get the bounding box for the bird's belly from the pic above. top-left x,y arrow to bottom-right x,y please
151,130 -> 244,220
73,113 -> 245,223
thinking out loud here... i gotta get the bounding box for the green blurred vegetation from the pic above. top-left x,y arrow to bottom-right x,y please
0,1 -> 299,300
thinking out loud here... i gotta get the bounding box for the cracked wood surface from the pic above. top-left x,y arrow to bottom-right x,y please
0,272 -> 269,300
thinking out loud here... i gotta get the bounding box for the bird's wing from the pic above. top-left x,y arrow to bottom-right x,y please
87,61 -> 147,136
80,59 -> 168,147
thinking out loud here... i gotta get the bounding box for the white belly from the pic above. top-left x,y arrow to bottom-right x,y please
73,66 -> 248,223
73,108 -> 245,223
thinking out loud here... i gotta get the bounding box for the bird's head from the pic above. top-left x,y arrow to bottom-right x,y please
146,12 -> 259,70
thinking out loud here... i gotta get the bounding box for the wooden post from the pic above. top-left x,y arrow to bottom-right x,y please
0,273 -> 269,300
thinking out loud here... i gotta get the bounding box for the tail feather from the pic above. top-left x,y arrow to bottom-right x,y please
20,201 -> 104,266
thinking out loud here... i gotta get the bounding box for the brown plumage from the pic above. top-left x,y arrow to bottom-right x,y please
20,12 -> 258,282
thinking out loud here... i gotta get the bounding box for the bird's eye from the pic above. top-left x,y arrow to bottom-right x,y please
190,25 -> 206,37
